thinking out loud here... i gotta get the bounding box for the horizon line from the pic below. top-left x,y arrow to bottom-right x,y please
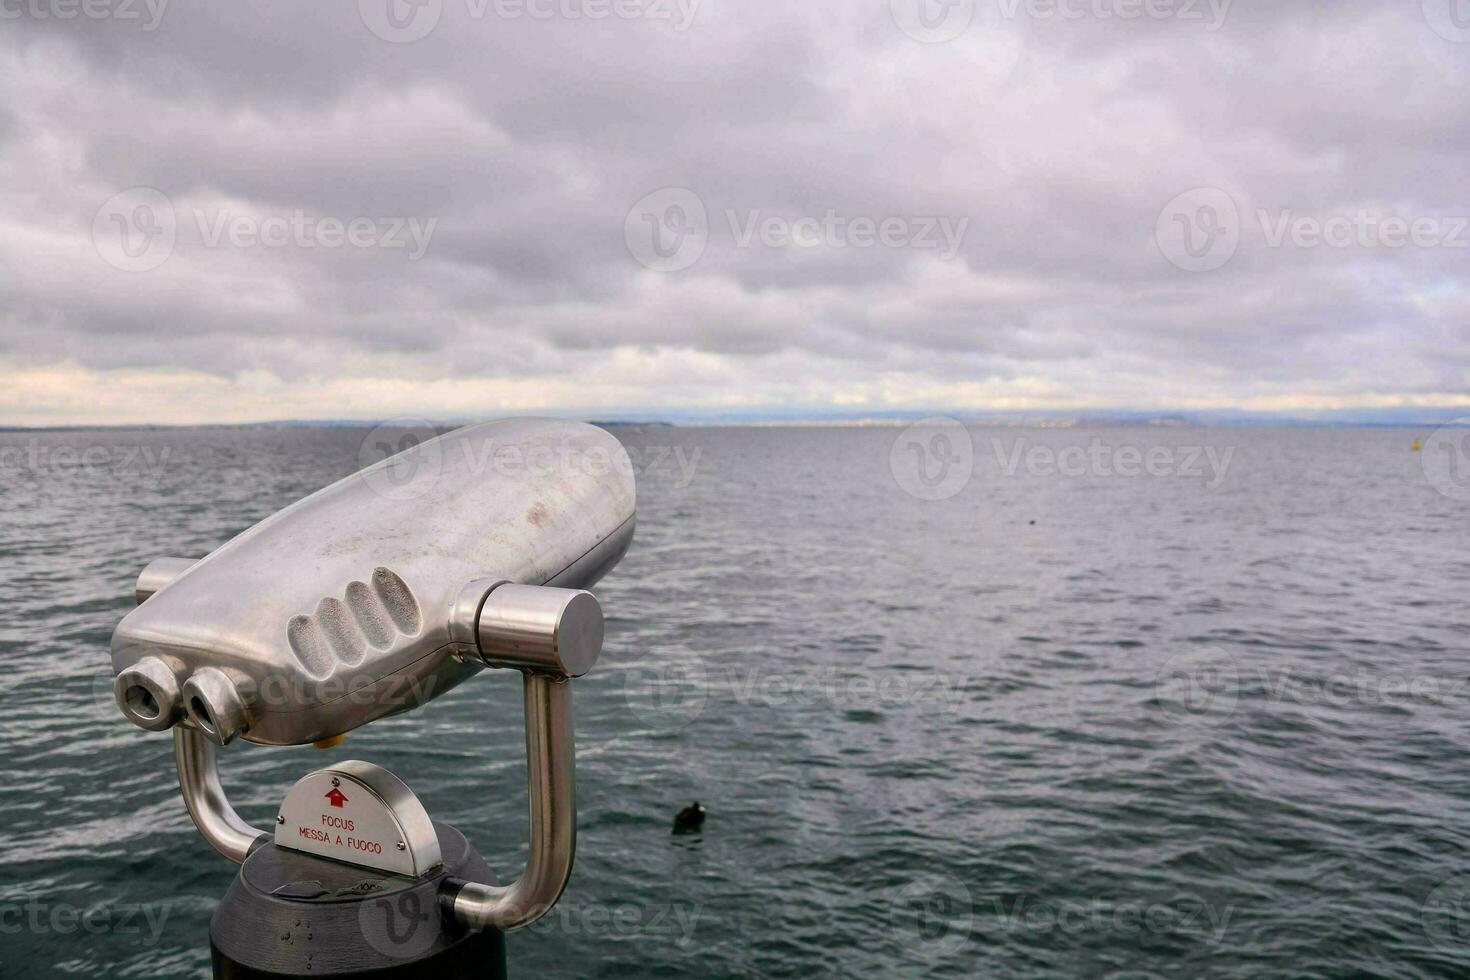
3,408 -> 1470,432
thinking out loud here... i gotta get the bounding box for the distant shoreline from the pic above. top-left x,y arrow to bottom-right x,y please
1,415 -> 1465,433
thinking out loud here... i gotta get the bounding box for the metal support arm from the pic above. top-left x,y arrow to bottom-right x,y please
174,726 -> 269,864
449,672 -> 577,932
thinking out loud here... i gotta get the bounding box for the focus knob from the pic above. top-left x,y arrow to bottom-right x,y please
476,584 -> 604,678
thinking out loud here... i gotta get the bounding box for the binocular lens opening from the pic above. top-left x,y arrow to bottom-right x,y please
124,684 -> 161,721
114,659 -> 182,732
189,696 -> 217,736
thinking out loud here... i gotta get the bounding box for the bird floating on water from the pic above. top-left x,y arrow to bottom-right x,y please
673,801 -> 706,834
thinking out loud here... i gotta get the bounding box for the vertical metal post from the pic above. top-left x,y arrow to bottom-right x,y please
450,673 -> 578,931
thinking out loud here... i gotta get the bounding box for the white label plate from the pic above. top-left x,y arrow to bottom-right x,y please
274,761 -> 442,877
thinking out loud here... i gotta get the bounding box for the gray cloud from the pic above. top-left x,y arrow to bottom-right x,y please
0,0 -> 1467,423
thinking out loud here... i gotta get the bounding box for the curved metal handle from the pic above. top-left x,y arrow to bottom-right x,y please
174,726 -> 269,864
445,580 -> 600,932
449,672 -> 578,932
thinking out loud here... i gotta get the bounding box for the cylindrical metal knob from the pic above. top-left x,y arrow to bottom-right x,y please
476,584 -> 604,678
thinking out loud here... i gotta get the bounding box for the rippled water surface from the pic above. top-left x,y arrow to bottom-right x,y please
2,424 -> 1468,978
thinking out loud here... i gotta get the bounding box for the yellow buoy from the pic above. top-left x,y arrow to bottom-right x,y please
313,733 -> 346,749
1412,440 -> 1422,452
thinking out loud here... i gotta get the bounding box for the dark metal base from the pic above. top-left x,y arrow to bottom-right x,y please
210,822 -> 506,979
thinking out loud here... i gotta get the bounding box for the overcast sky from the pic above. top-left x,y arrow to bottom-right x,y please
1,0 -> 1467,424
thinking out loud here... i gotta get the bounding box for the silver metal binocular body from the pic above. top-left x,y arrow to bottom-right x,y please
111,418 -> 634,746
106,419 -> 636,934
